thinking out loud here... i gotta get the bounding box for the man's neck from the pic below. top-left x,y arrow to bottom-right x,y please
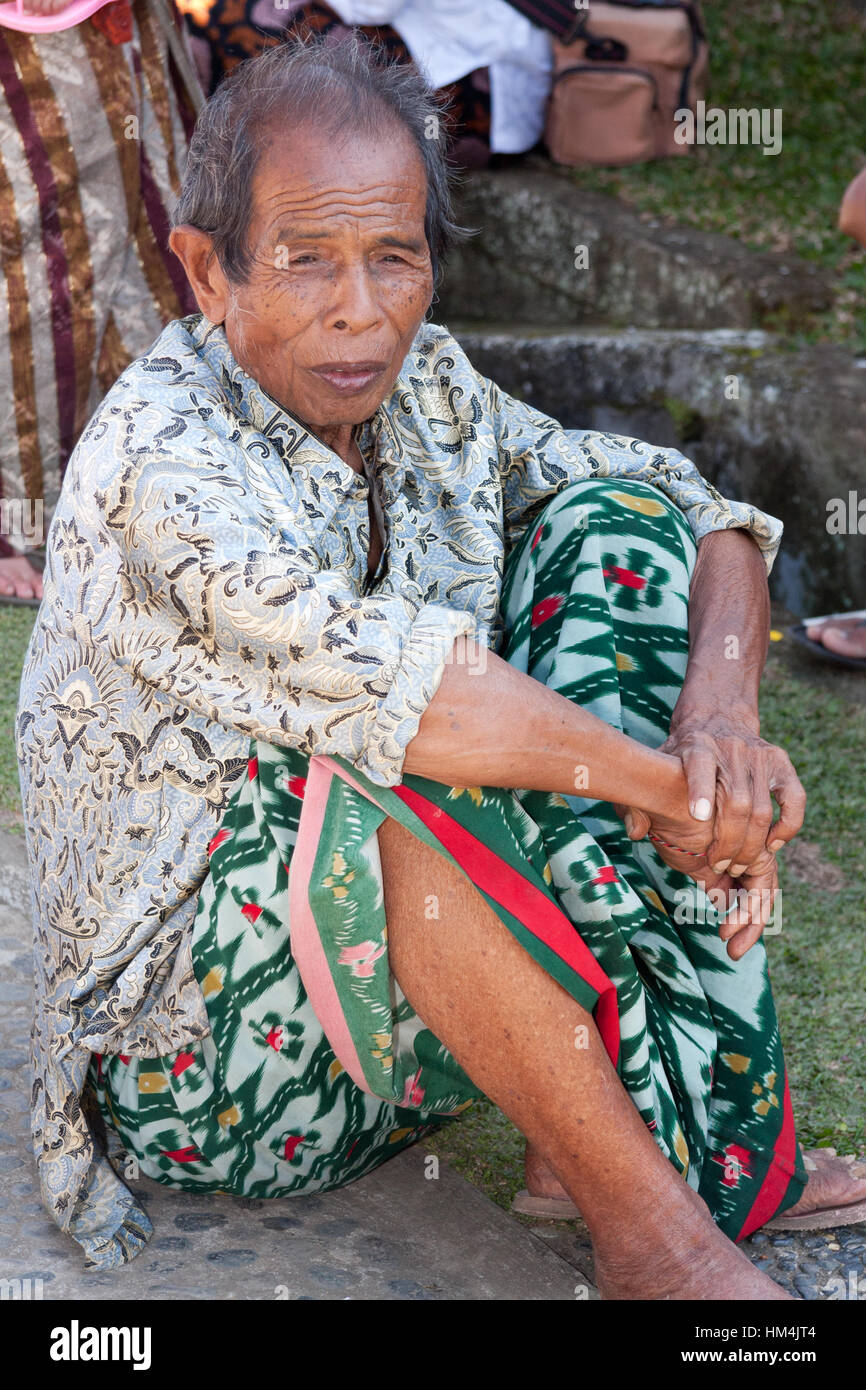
310,421 -> 360,469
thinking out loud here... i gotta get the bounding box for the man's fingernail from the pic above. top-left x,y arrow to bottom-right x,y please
712,859 -> 731,873
730,863 -> 747,877
768,838 -> 785,852
692,798 -> 712,821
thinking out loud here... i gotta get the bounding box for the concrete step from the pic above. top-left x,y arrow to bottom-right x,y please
438,162 -> 833,334
449,322 -> 866,615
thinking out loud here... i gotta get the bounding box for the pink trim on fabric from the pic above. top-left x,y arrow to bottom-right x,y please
317,757 -> 620,1067
288,755 -> 374,1097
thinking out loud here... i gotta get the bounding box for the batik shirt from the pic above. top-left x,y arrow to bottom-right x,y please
15,313 -> 784,1267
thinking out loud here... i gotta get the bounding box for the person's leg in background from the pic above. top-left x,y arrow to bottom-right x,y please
797,167 -> 866,663
280,4 -> 493,169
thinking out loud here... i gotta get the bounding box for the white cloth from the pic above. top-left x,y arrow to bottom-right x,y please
325,0 -> 554,152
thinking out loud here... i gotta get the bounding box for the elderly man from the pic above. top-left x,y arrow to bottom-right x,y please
17,36 -> 866,1296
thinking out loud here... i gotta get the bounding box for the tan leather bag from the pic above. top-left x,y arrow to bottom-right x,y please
545,2 -> 708,166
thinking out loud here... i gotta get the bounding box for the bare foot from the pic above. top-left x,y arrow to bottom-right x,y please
594,1230 -> 794,1301
0,554 -> 43,601
525,1142 -> 792,1299
805,616 -> 866,661
783,1148 -> 866,1217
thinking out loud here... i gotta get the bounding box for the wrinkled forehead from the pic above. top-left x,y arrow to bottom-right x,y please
248,117 -> 429,240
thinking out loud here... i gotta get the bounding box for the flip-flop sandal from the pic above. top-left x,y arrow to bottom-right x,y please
511,1189 -> 582,1220
513,1150 -> 866,1230
788,610 -> 866,672
0,591 -> 41,608
0,550 -> 44,608
761,1199 -> 866,1232
762,1150 -> 866,1231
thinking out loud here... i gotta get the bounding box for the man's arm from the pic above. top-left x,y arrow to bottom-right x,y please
474,370 -> 805,952
661,527 -> 806,874
675,526 -> 768,730
99,450 -> 477,789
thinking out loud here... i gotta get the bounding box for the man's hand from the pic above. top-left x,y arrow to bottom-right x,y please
614,705 -> 801,960
613,528 -> 801,959
715,848 -> 781,961
628,527 -> 804,875
622,711 -> 806,874
614,749 -> 783,961
649,841 -> 779,962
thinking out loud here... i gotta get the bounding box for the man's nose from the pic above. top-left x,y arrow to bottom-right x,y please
327,263 -> 384,333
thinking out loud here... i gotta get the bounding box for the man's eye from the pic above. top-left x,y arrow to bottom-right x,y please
292,254 -> 318,265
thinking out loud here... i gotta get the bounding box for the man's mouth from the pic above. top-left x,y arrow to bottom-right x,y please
310,361 -> 388,394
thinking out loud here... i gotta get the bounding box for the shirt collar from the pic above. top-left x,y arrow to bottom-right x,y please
191,315 -> 404,485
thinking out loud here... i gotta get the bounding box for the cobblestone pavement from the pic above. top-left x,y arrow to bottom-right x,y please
2,829 -> 863,1301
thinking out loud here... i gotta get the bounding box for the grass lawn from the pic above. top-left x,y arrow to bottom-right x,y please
566,0 -> 866,350
0,607 -> 35,830
4,601 -> 864,1210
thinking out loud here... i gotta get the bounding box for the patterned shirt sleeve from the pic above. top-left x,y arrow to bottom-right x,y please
479,374 -> 784,574
100,453 -> 475,788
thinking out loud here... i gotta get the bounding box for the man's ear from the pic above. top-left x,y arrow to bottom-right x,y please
169,225 -> 231,323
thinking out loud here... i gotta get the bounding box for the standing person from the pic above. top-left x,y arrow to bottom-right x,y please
0,0 -> 201,604
182,0 -> 553,169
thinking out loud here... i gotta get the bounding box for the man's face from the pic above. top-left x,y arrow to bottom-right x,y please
221,120 -> 434,432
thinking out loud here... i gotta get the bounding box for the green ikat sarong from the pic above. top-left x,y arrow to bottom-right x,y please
91,478 -> 807,1241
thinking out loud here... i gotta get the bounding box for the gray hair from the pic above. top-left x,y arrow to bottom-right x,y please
172,32 -> 469,290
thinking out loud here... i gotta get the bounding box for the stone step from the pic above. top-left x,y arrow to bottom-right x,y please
449,323 -> 866,615
438,163 -> 833,334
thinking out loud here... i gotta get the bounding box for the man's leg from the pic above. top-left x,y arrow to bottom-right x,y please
377,813 -> 790,1300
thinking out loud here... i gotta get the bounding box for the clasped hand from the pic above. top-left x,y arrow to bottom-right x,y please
614,711 -> 806,961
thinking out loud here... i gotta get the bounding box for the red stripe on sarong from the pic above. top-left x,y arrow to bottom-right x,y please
735,1073 -> 799,1241
294,757 -> 621,1093
391,784 -> 621,1068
